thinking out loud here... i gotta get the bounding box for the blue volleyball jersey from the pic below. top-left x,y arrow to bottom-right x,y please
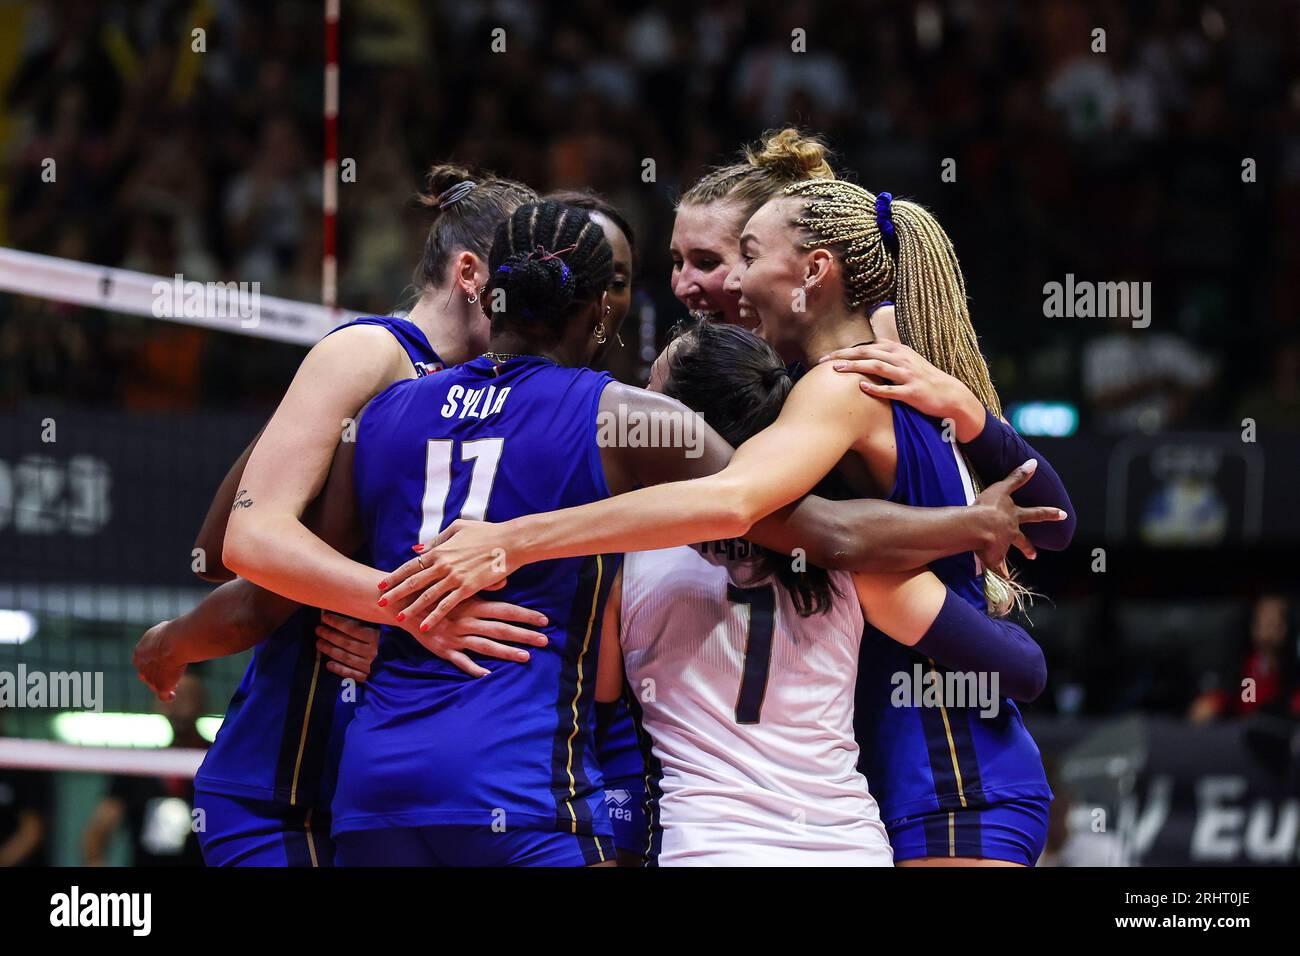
854,402 -> 1052,823
195,316 -> 441,809
596,697 -> 644,787
333,355 -> 621,838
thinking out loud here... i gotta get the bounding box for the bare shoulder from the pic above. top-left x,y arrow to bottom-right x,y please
599,380 -> 691,417
279,324 -> 413,419
302,323 -> 406,377
787,361 -> 891,424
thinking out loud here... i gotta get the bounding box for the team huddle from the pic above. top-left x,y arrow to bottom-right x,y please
133,130 -> 1075,867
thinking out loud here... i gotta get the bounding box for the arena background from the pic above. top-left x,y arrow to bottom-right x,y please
0,0 -> 1296,867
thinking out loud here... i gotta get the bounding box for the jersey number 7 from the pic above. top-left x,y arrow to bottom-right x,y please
728,583 -> 775,724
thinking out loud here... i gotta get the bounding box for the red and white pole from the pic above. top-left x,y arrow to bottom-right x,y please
322,0 -> 340,310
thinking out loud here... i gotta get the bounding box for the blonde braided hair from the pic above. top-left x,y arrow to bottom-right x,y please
783,179 -> 1028,615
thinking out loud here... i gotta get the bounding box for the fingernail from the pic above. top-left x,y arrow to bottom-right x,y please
832,362 -> 846,371
419,623 -> 430,633
1057,510 -> 1068,519
412,544 -> 425,553
396,612 -> 405,622
377,581 -> 388,591
1026,458 -> 1037,468
377,597 -> 388,607
817,354 -> 829,363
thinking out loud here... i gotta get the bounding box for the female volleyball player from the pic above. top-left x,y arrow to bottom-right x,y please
668,130 -> 1073,555
136,166 -> 547,866
545,190 -> 647,866
224,200 -> 1062,865
670,128 -> 835,327
597,318 -> 1048,865
384,182 -> 1071,867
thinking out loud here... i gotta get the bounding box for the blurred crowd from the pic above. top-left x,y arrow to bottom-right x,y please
0,0 -> 1296,426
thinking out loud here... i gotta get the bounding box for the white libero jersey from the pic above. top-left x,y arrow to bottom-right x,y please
620,540 -> 893,866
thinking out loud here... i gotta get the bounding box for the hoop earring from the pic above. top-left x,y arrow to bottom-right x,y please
593,323 -> 608,345
467,292 -> 479,305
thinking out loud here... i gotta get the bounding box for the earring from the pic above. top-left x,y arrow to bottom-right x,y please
616,333 -> 625,348
467,292 -> 479,304
593,323 -> 608,345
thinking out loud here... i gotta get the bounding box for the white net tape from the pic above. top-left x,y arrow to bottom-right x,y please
0,247 -> 363,346
0,737 -> 204,777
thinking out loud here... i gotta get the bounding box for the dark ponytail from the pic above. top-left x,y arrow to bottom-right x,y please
411,163 -> 537,292
663,318 -> 839,617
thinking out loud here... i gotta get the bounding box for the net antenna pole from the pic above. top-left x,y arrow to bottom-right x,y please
322,0 -> 340,311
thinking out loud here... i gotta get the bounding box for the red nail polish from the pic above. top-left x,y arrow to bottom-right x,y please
377,581 -> 388,591
419,623 -> 430,633
396,612 -> 405,622
412,544 -> 425,553
377,597 -> 388,607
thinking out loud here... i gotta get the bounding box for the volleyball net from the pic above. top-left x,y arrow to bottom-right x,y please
0,247 -> 356,863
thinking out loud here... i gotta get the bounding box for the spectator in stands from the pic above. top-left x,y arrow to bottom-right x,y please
1081,315 -> 1217,433
1189,594 -> 1300,723
0,713 -> 51,867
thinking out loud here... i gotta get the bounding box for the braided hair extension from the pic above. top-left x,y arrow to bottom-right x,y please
484,201 -> 614,340
782,179 -> 1029,616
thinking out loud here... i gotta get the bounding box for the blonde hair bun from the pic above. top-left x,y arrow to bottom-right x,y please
745,128 -> 835,182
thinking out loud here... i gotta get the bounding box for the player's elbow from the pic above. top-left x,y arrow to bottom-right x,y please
220,522 -> 258,584
1028,510 -> 1077,552
192,538 -> 236,584
1010,644 -> 1048,703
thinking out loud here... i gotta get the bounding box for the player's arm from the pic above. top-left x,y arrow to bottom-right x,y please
595,567 -> 624,705
220,385 -> 552,676
135,436 -> 376,698
383,372 -> 872,625
606,384 -> 1058,572
822,339 -> 1076,552
193,424 -> 265,583
81,795 -> 125,867
0,809 -> 45,867
745,459 -> 1055,576
853,570 -> 1046,702
385,375 -> 1063,627
222,326 -> 409,620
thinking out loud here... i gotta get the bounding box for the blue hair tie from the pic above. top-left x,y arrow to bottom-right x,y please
875,192 -> 897,252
